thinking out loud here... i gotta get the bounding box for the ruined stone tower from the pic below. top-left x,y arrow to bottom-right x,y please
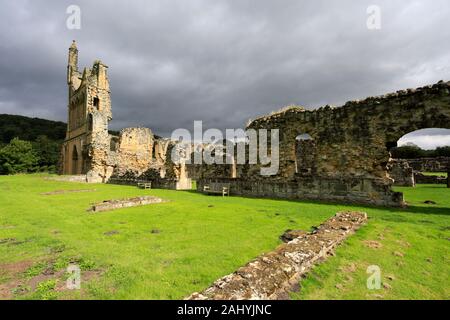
60,41 -> 191,187
61,40 -> 112,178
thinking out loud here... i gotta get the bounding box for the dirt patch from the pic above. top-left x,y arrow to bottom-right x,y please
0,258 -> 103,300
104,230 -> 120,236
41,189 -> 97,196
0,260 -> 35,299
0,238 -> 17,245
44,176 -> 87,183
395,240 -> 411,248
386,274 -> 396,281
383,282 -> 392,290
0,238 -> 29,246
335,283 -> 345,290
393,251 -> 405,257
0,281 -> 20,299
0,260 -> 35,278
340,263 -> 357,273
363,240 -> 383,249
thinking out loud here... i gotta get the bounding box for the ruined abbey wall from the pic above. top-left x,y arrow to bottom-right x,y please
387,159 -> 415,187
387,157 -> 450,187
402,157 -> 450,172
61,42 -> 190,188
198,81 -> 450,206
61,42 -> 450,204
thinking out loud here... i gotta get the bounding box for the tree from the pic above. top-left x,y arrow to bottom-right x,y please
32,135 -> 61,172
390,143 -> 425,159
435,146 -> 450,157
0,138 -> 39,174
0,114 -> 66,144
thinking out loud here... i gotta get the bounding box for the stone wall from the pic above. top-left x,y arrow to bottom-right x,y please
197,177 -> 403,206
114,127 -> 154,175
414,172 -> 447,184
88,196 -> 166,212
387,159 -> 415,187
199,81 -> 450,206
62,43 -> 450,203
402,157 -> 450,172
61,42 -> 191,189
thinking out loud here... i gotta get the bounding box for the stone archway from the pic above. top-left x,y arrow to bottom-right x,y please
238,81 -> 450,206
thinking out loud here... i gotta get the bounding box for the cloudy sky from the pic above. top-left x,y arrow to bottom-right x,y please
0,0 -> 449,148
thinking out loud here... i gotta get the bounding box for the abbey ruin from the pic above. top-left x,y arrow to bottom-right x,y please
61,41 -> 450,206
60,41 -> 191,189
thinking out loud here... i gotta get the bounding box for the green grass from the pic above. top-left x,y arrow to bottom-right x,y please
420,172 -> 448,177
0,174 -> 449,300
292,185 -> 450,300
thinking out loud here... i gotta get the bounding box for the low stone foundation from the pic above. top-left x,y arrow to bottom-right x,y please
414,173 -> 447,184
107,177 -> 192,190
187,211 -> 367,300
41,189 -> 96,196
404,157 -> 450,172
88,196 -> 166,212
45,175 -> 87,183
197,177 -> 404,207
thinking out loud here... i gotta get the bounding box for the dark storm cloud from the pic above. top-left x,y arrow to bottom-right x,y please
1,0 -> 450,144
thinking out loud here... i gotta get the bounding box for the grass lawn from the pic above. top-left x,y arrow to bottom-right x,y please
420,172 -> 448,177
0,174 -> 449,300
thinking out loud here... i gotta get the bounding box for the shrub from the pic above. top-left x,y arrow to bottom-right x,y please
0,138 -> 39,174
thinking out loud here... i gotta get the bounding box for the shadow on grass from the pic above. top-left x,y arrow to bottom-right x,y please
182,189 -> 450,216
395,205 -> 450,216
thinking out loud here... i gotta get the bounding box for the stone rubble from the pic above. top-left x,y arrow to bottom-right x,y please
187,211 -> 367,300
88,196 -> 167,212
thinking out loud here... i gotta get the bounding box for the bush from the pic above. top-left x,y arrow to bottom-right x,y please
391,144 -> 450,159
0,138 -> 39,174
435,146 -> 450,157
32,135 -> 61,171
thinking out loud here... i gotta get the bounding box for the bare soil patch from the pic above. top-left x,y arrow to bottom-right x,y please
41,189 -> 96,196
363,240 -> 383,249
0,258 -> 103,300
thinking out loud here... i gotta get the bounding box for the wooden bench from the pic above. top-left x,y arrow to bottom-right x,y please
137,182 -> 152,189
203,183 -> 230,197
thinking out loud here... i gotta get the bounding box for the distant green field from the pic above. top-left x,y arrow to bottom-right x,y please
0,174 -> 449,300
421,172 -> 448,177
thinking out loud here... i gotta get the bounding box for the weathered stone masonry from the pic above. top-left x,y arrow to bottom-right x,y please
388,157 -> 449,186
198,81 -> 450,206
404,157 -> 450,172
387,159 -> 415,187
60,41 -> 191,188
188,211 -> 367,300
61,42 -> 450,204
